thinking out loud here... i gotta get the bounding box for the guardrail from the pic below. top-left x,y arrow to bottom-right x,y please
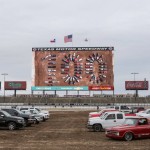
0,103 -> 150,110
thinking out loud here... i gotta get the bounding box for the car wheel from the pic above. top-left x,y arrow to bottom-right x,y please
124,132 -> 133,141
8,122 -> 16,130
42,117 -> 46,122
36,119 -> 39,124
93,124 -> 102,132
24,119 -> 28,127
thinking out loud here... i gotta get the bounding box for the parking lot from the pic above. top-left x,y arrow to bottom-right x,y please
0,110 -> 150,150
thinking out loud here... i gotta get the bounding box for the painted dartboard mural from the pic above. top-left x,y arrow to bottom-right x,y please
85,53 -> 107,84
61,53 -> 83,85
32,47 -> 114,89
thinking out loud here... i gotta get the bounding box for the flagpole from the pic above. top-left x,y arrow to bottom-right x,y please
72,35 -> 73,47
85,38 -> 90,47
54,39 -> 56,47
88,38 -> 90,47
55,39 -> 56,47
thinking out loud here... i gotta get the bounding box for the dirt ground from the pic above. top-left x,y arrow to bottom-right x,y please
0,111 -> 150,150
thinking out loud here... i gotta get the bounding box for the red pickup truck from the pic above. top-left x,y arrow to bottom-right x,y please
105,117 -> 150,141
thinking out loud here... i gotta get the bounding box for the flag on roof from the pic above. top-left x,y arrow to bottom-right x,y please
50,39 -> 56,43
64,34 -> 72,43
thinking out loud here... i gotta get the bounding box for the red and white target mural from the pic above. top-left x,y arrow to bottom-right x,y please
32,47 -> 114,91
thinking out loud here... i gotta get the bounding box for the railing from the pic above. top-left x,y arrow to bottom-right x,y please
0,103 -> 150,111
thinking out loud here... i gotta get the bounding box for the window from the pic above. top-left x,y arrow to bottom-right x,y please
30,110 -> 34,113
121,106 -> 129,110
146,110 -> 150,114
20,108 -> 28,111
123,118 -> 137,126
12,110 -> 18,115
117,114 -> 123,119
106,114 -> 115,120
115,106 -> 119,110
0,112 -> 3,116
138,119 -> 147,125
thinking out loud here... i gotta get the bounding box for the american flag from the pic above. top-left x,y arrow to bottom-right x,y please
64,34 -> 72,43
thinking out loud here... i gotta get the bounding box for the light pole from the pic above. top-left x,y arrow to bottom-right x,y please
131,72 -> 139,99
1,73 -> 8,102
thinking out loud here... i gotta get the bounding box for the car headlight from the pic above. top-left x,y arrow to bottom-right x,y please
105,131 -> 119,136
17,120 -> 23,123
113,131 -> 120,136
29,115 -> 35,119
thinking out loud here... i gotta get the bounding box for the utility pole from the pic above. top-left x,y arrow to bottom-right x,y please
1,73 -> 8,102
131,72 -> 139,100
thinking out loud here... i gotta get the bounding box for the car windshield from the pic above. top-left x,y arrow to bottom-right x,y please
1,110 -> 11,117
21,110 -> 31,114
143,109 -> 150,114
35,108 -> 41,112
138,107 -> 144,110
131,107 -> 137,110
123,118 -> 138,126
15,109 -> 24,114
100,113 -> 108,119
20,108 -> 28,111
30,109 -> 39,114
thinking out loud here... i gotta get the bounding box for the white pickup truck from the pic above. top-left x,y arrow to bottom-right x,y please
107,105 -> 133,113
136,109 -> 150,118
87,111 -> 135,132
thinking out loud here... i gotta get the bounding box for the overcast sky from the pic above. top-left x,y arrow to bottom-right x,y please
0,0 -> 150,96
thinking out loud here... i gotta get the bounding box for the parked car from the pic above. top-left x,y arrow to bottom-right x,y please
131,106 -> 145,113
2,108 -> 35,126
105,117 -> 150,141
136,109 -> 150,118
19,107 -> 49,121
20,110 -> 43,124
31,107 -> 50,119
107,105 -> 132,113
0,110 -> 25,130
87,111 -> 136,132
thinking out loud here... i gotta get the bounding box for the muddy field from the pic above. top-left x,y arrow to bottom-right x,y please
0,111 -> 150,150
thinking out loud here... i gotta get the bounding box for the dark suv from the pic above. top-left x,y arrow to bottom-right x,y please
0,110 -> 25,130
2,108 -> 35,126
